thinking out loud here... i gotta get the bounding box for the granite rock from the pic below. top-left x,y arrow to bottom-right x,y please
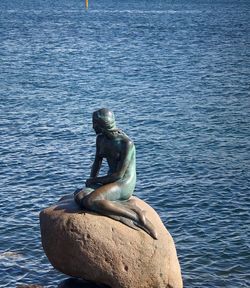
40,195 -> 182,288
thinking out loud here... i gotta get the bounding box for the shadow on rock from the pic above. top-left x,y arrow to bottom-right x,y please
58,278 -> 111,288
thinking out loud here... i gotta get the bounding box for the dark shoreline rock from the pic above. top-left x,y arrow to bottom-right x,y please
58,277 -> 110,288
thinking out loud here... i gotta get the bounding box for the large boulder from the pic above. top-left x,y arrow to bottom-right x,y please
40,195 -> 183,288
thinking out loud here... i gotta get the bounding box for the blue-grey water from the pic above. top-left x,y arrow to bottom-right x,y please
0,0 -> 249,287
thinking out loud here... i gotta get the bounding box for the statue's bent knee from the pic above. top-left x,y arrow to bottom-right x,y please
81,194 -> 96,210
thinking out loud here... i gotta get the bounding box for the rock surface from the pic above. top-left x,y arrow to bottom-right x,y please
40,195 -> 183,288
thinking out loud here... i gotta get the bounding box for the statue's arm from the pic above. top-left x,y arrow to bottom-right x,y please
90,155 -> 102,178
88,140 -> 133,185
90,135 -> 103,178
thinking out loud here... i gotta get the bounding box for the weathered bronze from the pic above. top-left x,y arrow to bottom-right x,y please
74,108 -> 157,239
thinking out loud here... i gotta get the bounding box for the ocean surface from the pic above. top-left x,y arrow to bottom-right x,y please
0,0 -> 249,287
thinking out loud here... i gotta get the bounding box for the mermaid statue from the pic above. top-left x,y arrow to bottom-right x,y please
74,108 -> 157,239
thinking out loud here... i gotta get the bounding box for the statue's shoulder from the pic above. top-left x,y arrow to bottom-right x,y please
120,134 -> 134,150
96,134 -> 104,141
96,134 -> 105,147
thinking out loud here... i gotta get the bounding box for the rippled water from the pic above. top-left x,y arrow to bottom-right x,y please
0,0 -> 249,287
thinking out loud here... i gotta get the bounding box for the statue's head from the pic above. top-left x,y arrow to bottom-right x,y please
92,108 -> 117,135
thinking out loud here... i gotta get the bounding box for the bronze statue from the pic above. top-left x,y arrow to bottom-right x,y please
74,108 -> 157,239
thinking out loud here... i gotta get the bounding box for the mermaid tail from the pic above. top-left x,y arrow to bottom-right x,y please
104,213 -> 158,240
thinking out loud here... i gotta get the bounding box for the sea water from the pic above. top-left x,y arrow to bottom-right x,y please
0,0 -> 249,287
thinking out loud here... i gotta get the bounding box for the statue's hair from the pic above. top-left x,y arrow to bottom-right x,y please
93,108 -> 117,132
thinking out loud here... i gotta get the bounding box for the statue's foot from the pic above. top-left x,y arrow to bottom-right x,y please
131,207 -> 146,226
124,199 -> 146,226
134,218 -> 158,240
107,214 -> 140,231
139,210 -> 147,226
124,199 -> 157,239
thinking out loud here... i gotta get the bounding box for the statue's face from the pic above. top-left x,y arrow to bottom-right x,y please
93,119 -> 102,135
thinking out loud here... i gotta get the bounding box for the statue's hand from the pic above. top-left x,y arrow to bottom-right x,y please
85,178 -> 95,187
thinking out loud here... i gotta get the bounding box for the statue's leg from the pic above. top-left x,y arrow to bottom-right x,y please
121,200 -> 146,225
74,187 -> 94,206
122,199 -> 158,239
79,184 -> 158,239
81,183 -> 139,223
89,197 -> 158,239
